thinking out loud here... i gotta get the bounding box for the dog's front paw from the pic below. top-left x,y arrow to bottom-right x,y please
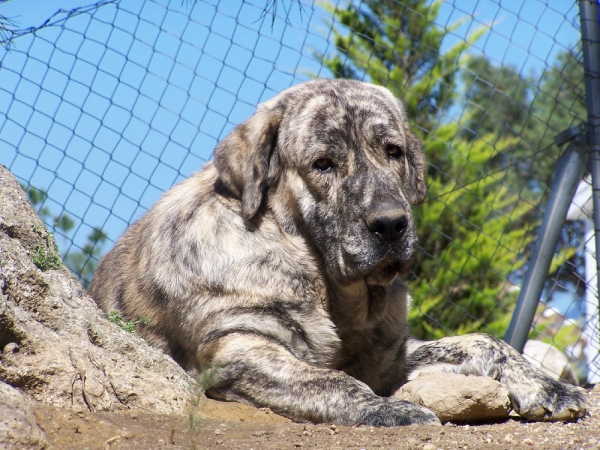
508,374 -> 588,421
358,398 -> 441,426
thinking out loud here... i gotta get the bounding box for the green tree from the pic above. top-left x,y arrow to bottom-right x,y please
457,57 -> 536,200
320,0 -> 537,339
22,185 -> 107,289
451,45 -> 592,382
458,50 -> 587,273
460,49 -> 586,224
460,56 -> 531,141
523,49 -> 587,190
320,0 -> 485,133
459,50 -> 586,195
517,49 -> 587,347
409,124 -> 533,338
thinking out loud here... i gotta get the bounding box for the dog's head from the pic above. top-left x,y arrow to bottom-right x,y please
214,79 -> 427,285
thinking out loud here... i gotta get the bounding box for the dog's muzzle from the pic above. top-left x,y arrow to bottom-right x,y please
362,203 -> 414,285
365,207 -> 408,242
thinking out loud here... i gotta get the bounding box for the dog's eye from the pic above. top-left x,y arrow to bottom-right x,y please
386,144 -> 404,159
313,158 -> 334,173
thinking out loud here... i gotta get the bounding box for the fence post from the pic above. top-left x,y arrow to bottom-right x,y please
579,0 -> 600,382
504,134 -> 586,352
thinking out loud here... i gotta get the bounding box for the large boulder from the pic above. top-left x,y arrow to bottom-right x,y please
0,165 -> 193,443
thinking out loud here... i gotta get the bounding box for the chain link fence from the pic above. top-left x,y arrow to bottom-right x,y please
1,0 -> 597,385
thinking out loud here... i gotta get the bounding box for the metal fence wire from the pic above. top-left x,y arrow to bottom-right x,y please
1,0 -> 598,386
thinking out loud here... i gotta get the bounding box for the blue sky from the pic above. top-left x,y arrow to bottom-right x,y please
0,0 -> 583,253
436,0 -> 580,73
2,0 -> 579,75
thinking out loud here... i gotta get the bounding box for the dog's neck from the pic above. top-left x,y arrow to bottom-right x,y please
324,276 -> 393,332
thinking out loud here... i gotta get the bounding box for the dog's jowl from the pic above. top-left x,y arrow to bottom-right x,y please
89,79 -> 587,426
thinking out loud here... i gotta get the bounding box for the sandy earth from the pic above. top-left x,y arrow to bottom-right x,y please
32,385 -> 600,450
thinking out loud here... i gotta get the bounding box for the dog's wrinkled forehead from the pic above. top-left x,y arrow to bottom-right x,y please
266,79 -> 408,144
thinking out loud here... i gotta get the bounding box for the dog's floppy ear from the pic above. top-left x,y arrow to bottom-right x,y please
214,102 -> 283,221
403,130 -> 428,206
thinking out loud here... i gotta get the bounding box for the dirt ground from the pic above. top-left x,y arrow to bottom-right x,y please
32,385 -> 600,450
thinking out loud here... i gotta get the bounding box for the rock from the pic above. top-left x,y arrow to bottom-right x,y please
3,342 -> 18,354
0,165 -> 193,414
0,381 -> 48,449
394,372 -> 511,423
523,340 -> 578,385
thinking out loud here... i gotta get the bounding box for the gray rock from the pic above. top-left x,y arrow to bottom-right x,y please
523,340 -> 578,385
0,381 -> 48,449
394,372 -> 511,423
0,165 -> 192,414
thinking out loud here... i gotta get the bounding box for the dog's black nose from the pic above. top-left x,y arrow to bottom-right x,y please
366,208 -> 408,241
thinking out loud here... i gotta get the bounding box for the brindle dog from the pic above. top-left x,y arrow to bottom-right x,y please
89,79 -> 587,426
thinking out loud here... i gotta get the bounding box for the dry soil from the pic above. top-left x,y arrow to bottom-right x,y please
32,385 -> 600,450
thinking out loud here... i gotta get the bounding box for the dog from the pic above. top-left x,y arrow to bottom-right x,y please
89,79 -> 587,426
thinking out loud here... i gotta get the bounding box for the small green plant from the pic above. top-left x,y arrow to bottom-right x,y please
188,367 -> 218,450
107,310 -> 151,334
138,316 -> 151,326
31,243 -> 62,271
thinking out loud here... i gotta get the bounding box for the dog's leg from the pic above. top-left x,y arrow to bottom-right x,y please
204,334 -> 441,426
405,333 -> 588,421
